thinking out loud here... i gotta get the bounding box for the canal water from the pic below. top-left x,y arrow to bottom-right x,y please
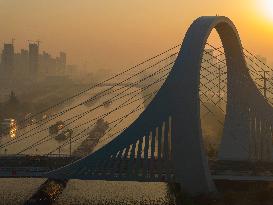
0,179 -> 174,205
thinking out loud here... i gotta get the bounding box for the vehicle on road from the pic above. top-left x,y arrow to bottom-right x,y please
49,121 -> 65,134
103,100 -> 112,107
55,129 -> 73,141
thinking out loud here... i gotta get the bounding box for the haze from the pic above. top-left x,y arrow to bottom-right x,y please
0,0 -> 272,71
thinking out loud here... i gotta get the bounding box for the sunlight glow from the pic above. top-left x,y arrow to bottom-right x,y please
262,0 -> 273,22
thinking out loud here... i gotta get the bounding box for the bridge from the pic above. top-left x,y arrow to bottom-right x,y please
0,16 -> 273,195
3,156 -> 273,184
96,82 -> 145,89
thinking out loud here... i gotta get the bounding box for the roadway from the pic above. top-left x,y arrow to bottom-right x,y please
2,158 -> 273,182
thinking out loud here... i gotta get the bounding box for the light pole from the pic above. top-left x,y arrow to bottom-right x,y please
259,70 -> 269,99
69,134 -> 72,157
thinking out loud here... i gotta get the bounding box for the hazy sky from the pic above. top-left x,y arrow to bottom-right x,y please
0,0 -> 273,71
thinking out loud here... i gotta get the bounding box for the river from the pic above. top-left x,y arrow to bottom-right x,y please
0,179 -> 174,205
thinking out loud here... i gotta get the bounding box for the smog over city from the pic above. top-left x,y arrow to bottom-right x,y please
0,1 -> 273,205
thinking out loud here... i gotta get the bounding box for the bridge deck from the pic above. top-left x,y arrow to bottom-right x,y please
2,158 -> 273,182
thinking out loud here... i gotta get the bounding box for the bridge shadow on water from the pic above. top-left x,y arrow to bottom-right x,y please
169,181 -> 273,205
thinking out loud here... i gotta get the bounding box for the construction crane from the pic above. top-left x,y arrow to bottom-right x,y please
27,40 -> 41,47
36,40 -> 41,47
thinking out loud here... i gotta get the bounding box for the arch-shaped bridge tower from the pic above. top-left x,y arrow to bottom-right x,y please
46,16 -> 273,194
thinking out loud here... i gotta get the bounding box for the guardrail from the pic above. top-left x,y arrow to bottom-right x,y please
0,154 -> 75,158
0,167 -> 50,172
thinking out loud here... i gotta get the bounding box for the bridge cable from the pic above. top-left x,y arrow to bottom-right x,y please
205,43 -> 270,98
1,56 -> 177,148
18,67 -> 170,154
46,88 -> 161,156
18,44 -> 181,127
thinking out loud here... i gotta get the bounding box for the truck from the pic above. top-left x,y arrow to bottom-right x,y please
49,121 -> 65,135
55,129 -> 73,141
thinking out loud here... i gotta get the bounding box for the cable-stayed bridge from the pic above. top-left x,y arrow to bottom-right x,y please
0,16 -> 273,195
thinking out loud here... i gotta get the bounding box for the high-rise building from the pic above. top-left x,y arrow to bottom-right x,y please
59,52 -> 66,74
1,43 -> 14,73
40,51 -> 51,74
0,41 -> 68,77
14,49 -> 29,76
29,43 -> 39,75
59,52 -> 66,66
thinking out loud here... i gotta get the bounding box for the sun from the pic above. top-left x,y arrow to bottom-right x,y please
262,0 -> 273,22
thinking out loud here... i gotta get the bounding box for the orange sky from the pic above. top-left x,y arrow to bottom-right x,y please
0,0 -> 272,70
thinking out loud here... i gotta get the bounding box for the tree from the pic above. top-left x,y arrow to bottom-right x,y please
8,91 -> 19,105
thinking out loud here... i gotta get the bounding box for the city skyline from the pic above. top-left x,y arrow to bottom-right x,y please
0,41 -> 67,77
0,0 -> 272,70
